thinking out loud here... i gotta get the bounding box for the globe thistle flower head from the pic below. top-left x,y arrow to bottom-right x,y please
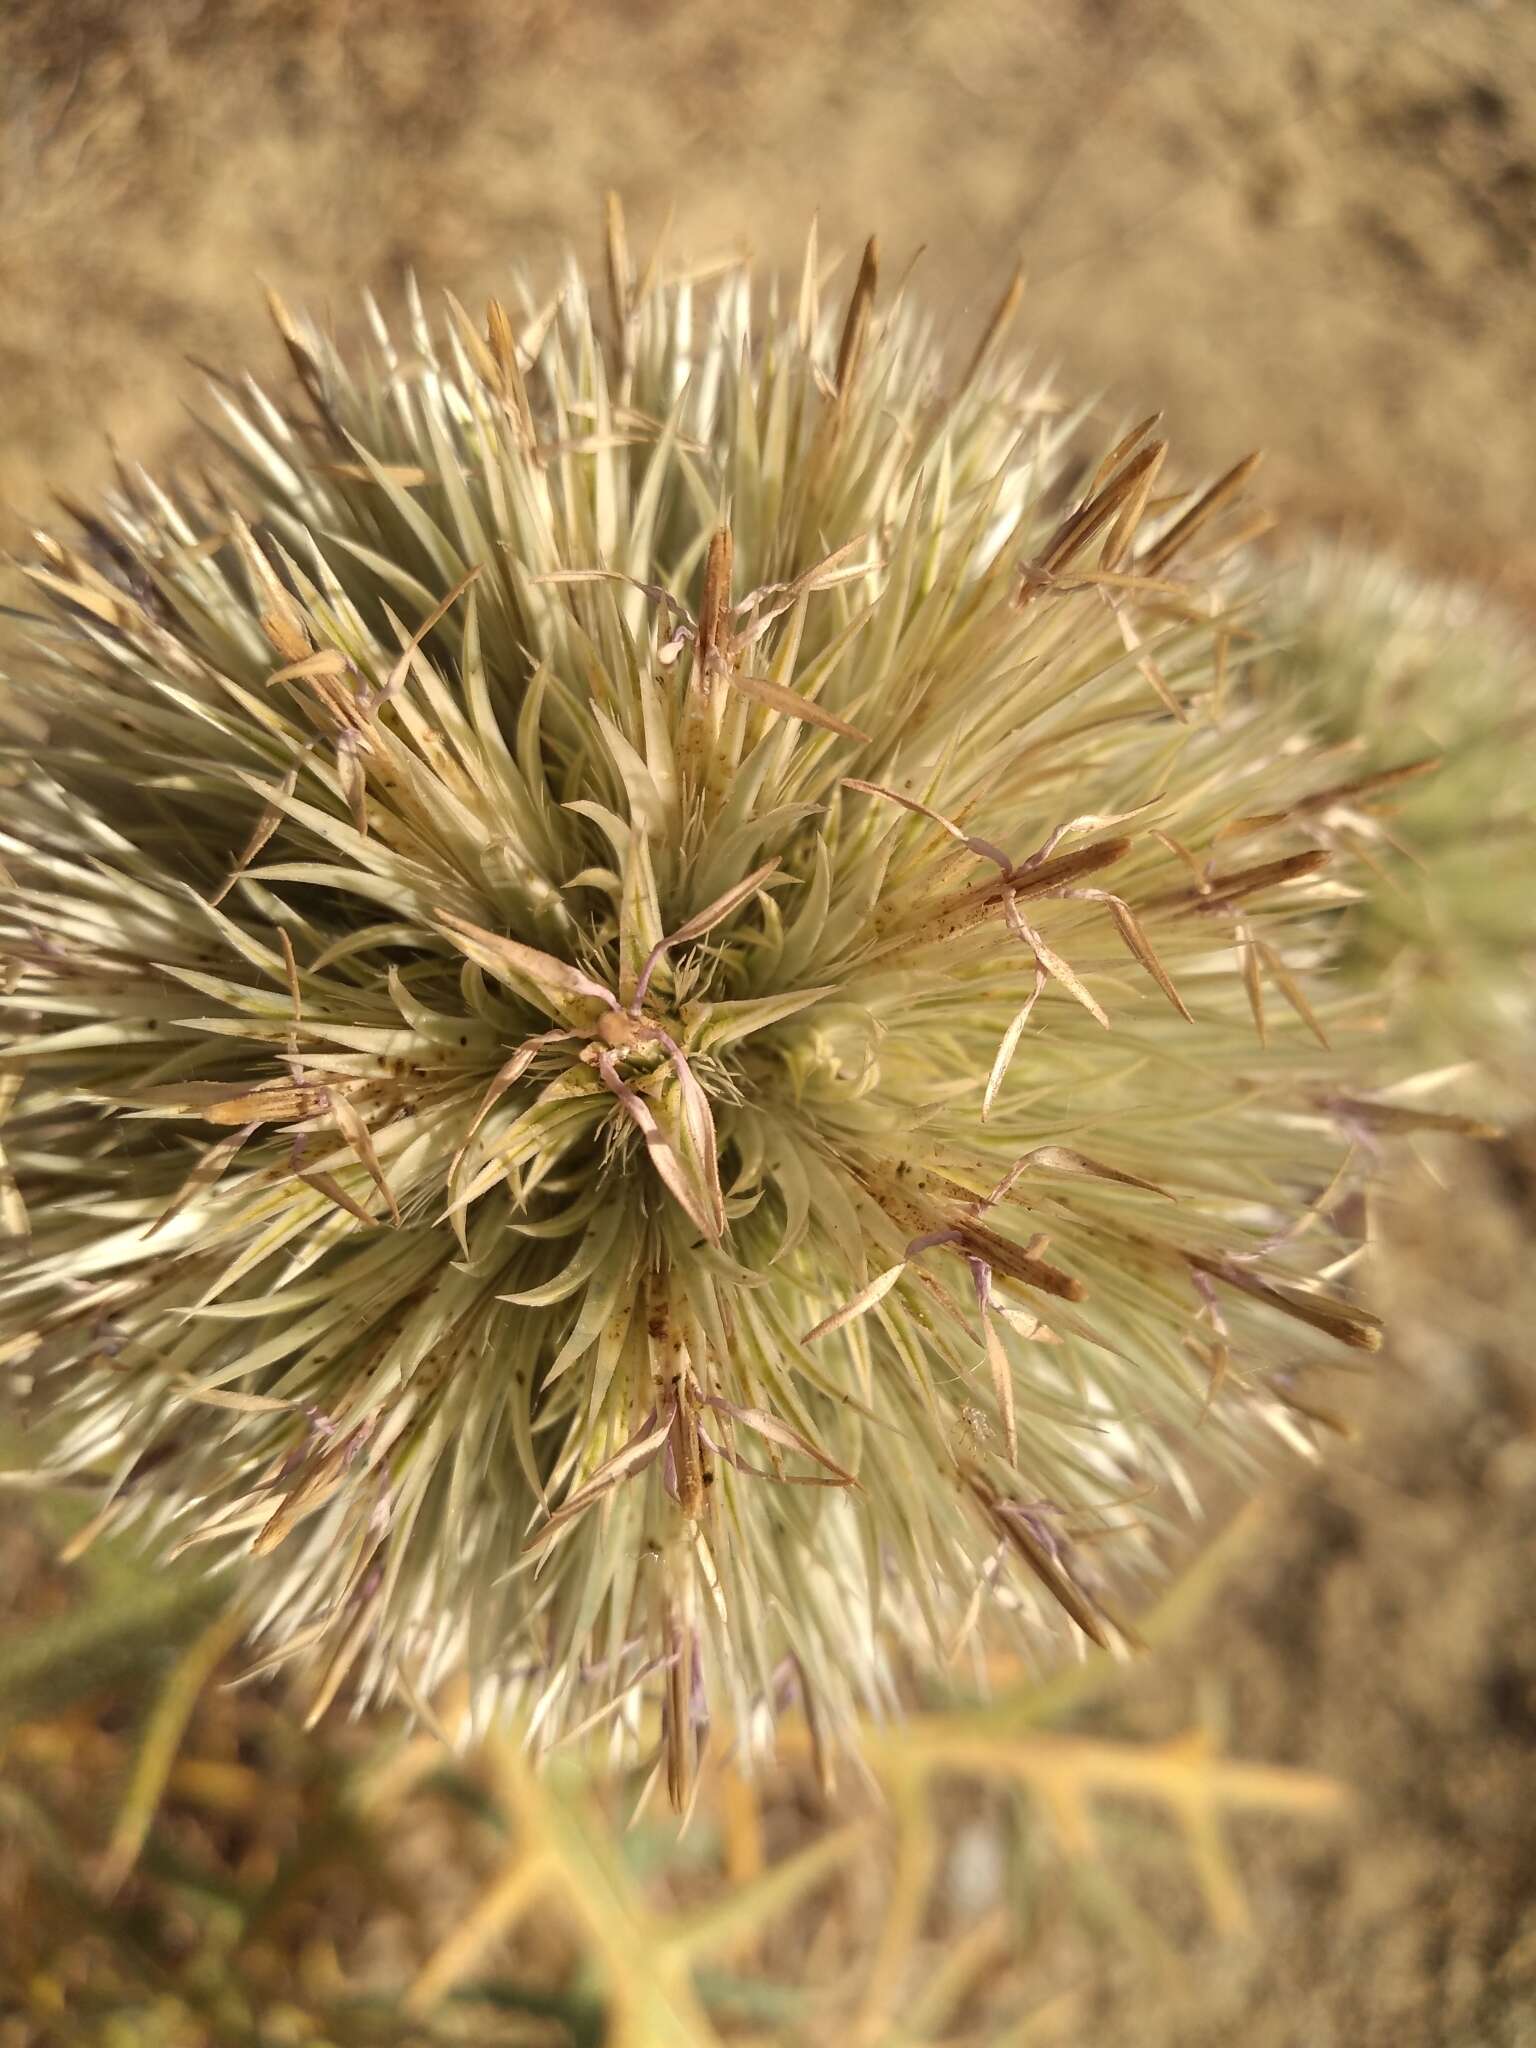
2,226 -> 1390,1796
1255,543 -> 1536,1101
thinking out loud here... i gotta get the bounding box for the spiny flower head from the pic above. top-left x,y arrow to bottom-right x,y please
1254,543 -> 1535,1103
2,228 -> 1392,1796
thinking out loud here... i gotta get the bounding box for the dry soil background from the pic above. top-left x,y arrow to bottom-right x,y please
3,3 -> 1536,2044
2,0 -> 1535,596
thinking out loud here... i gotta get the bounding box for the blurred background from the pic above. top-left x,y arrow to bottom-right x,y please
3,3 -> 1535,2043
3,0 -> 1534,597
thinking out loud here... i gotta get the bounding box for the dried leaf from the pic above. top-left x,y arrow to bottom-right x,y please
803,1264 -> 906,1343
296,1169 -> 379,1229
1190,1254 -> 1383,1352
209,767 -> 297,907
142,1121 -> 258,1237
1018,1147 -> 1173,1199
982,967 -> 1046,1122
959,263 -> 1026,393
1138,452 -> 1264,574
200,1084 -> 327,1127
251,1453 -> 349,1556
834,236 -> 879,398
714,1401 -> 858,1486
486,297 -> 538,446
1294,755 -> 1440,816
177,1380 -> 295,1413
984,1317 -> 1018,1464
727,669 -> 871,741
1235,923 -> 1266,1044
1102,895 -> 1192,1021
843,777 -> 968,845
265,648 -> 351,686
1005,901 -> 1109,1029
382,566 -> 482,699
277,927 -> 303,1026
604,188 -> 632,344
448,1033 -> 570,1187
695,525 -> 734,676
663,1044 -> 727,1243
433,912 -> 614,1014
1155,849 -> 1330,916
1025,442 -> 1166,595
1327,1097 -> 1500,1141
597,1054 -> 722,1244
1255,939 -> 1329,1048
957,1224 -> 1086,1303
664,861 -> 782,951
1112,601 -> 1186,720
329,1090 -> 401,1226
523,1406 -> 673,1557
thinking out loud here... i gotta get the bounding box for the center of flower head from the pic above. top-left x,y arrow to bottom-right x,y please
432,851 -> 797,1251
592,1006 -> 668,1055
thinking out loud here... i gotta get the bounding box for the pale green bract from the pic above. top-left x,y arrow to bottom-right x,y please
1,235 -> 1393,1797
1253,543 -> 1536,1110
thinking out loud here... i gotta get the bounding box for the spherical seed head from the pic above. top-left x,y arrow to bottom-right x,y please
1256,543 -> 1536,1100
2,236 -> 1388,1784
